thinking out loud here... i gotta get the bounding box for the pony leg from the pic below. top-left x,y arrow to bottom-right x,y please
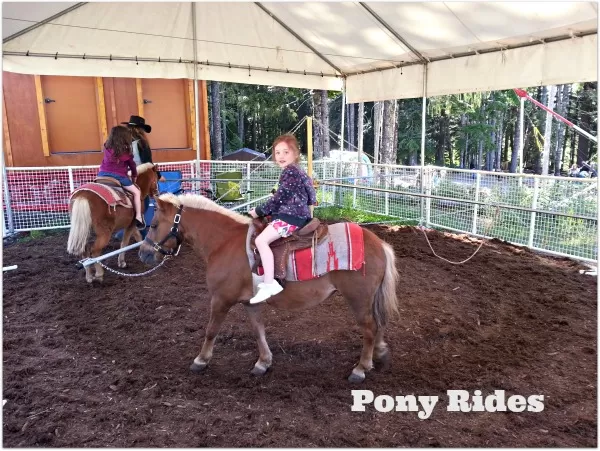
373,327 -> 390,369
117,225 -> 136,268
189,298 -> 232,373
243,303 -> 273,376
348,315 -> 377,383
90,229 -> 111,282
84,243 -> 95,283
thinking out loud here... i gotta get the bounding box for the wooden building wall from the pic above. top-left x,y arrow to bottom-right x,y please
2,72 -> 211,167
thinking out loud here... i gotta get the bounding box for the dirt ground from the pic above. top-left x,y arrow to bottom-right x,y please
2,225 -> 597,447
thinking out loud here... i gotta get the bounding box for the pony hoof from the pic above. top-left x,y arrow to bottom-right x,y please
189,362 -> 208,373
118,261 -> 127,268
348,370 -> 366,383
86,277 -> 94,283
250,364 -> 269,377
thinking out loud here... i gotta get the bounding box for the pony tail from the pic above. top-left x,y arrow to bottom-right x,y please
67,197 -> 92,256
373,241 -> 399,328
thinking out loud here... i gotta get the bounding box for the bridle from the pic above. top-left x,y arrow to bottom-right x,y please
144,204 -> 184,256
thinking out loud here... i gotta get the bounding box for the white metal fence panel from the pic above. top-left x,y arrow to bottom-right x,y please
3,160 -> 597,262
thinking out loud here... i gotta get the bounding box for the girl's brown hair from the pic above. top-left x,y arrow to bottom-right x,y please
272,134 -> 300,164
105,125 -> 133,159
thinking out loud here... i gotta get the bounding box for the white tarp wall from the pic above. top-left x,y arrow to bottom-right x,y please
3,2 -> 597,101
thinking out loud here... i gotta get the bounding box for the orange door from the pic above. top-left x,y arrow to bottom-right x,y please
41,76 -> 103,153
141,79 -> 190,150
142,78 -> 190,149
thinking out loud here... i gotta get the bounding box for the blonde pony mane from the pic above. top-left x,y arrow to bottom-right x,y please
136,162 -> 154,174
158,193 -> 251,225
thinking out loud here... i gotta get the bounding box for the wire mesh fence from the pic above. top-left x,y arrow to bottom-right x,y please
3,160 -> 597,262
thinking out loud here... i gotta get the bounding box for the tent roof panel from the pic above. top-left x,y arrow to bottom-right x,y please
2,2 -> 597,101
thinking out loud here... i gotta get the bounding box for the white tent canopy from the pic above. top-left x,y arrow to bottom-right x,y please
3,1 -> 597,102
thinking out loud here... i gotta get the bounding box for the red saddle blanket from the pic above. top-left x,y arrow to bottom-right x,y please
69,183 -> 132,209
285,222 -> 364,281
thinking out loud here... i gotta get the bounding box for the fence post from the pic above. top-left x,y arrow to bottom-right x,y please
246,162 -> 251,194
528,177 -> 540,248
68,168 -> 75,192
352,161 -> 358,208
384,165 -> 390,216
425,168 -> 432,227
419,165 -> 425,225
321,162 -> 326,206
189,162 -> 196,193
333,160 -> 338,206
472,172 -> 481,234
2,167 -> 15,235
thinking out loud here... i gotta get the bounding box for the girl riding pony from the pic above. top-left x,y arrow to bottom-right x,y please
248,134 -> 317,304
98,125 -> 146,230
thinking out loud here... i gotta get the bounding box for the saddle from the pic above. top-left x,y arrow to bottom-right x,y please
69,176 -> 134,210
250,218 -> 329,282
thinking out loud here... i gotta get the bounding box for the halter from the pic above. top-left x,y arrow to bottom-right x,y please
145,205 -> 184,256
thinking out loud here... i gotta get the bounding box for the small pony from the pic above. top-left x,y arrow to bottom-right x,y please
139,192 -> 399,383
67,163 -> 159,282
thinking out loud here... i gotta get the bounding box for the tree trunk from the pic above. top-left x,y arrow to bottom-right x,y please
357,102 -> 364,156
349,104 -> 356,150
381,100 -> 396,165
541,85 -> 557,175
321,90 -> 330,157
374,101 -> 383,164
221,89 -> 227,153
312,90 -> 323,159
435,114 -> 445,166
237,108 -> 244,145
496,114 -> 504,171
553,84 -> 568,175
510,108 -> 520,173
461,114 -> 468,169
488,118 -> 496,171
577,82 -> 594,165
445,115 -> 452,167
252,111 -> 258,151
210,81 -> 223,160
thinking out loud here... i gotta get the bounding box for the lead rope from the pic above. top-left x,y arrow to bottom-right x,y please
419,205 -> 500,265
97,256 -> 170,277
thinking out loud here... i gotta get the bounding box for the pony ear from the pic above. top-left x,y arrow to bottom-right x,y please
155,197 -> 167,211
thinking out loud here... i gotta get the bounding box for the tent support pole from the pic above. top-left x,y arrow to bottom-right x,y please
192,2 -> 201,192
519,96 -> 525,173
340,79 -> 346,152
306,116 -> 314,215
420,63 -> 428,225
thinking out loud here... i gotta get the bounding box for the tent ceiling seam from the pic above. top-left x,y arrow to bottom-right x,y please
254,2 -> 345,77
2,2 -> 87,44
2,50 -> 342,79
358,2 -> 428,64
443,2 -> 484,45
3,17 -> 416,66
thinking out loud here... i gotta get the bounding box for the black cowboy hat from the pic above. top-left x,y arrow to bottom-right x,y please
121,115 -> 151,133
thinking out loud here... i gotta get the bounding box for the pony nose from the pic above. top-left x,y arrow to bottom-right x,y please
138,248 -> 156,265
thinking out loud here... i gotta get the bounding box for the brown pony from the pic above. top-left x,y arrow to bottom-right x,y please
67,163 -> 159,282
139,193 -> 399,382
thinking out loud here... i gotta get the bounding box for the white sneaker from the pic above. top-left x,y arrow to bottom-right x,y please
250,281 -> 284,304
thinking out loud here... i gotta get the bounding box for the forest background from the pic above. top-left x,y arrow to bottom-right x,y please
207,81 -> 597,175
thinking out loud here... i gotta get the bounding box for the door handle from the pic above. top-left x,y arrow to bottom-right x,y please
143,99 -> 152,104
44,98 -> 56,104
